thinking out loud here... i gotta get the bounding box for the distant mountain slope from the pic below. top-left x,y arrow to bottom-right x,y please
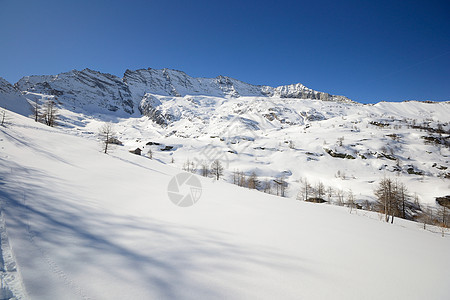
0,77 -> 31,115
15,69 -> 135,115
12,68 -> 352,116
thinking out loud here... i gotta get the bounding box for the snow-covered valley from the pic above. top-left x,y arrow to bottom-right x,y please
0,68 -> 449,299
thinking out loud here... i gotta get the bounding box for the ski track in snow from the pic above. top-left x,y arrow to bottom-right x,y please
21,190 -> 91,300
0,209 -> 28,299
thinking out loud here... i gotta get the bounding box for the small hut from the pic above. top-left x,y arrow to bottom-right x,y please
130,148 -> 142,155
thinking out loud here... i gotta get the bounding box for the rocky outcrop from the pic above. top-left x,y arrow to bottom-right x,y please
124,68 -> 352,102
138,93 -> 173,126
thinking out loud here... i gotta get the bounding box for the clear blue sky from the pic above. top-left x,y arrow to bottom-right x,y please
1,0 -> 449,103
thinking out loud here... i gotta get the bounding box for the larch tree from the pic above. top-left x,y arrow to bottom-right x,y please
315,181 -> 325,200
397,182 -> 410,219
0,108 -> 7,126
42,99 -> 58,127
262,179 -> 272,194
248,172 -> 260,190
347,189 -> 355,213
374,177 -> 399,223
274,175 -> 288,197
298,178 -> 312,201
336,189 -> 345,206
211,159 -> 224,180
98,122 -> 117,154
201,163 -> 209,177
31,99 -> 40,122
238,171 -> 247,187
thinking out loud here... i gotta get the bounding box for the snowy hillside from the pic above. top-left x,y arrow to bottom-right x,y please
44,95 -> 449,209
0,78 -> 31,116
1,67 -> 449,208
0,111 -> 449,299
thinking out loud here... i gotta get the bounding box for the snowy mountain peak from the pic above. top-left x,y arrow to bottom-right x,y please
11,68 -> 353,116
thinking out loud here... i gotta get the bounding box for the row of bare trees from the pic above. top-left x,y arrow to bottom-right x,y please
32,99 -> 58,127
182,158 -> 224,180
231,169 -> 288,197
374,177 -> 413,223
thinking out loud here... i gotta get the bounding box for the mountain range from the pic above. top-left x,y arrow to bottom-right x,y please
1,68 -> 352,116
0,67 -> 448,208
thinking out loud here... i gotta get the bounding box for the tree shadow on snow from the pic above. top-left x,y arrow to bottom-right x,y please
0,157 -> 318,299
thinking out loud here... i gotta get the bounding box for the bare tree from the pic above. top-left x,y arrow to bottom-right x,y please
248,172 -> 260,190
211,159 -> 224,180
397,182 -> 410,219
189,160 -> 196,173
262,178 -> 272,194
336,189 -> 345,206
98,123 -> 116,154
437,204 -> 448,237
42,99 -> 58,127
297,177 -> 312,201
315,181 -> 325,200
182,159 -> 197,173
274,175 -> 288,197
238,171 -> 247,187
182,158 -> 191,172
201,163 -> 209,177
421,205 -> 435,230
374,177 -> 399,223
0,108 -> 7,126
31,99 -> 40,122
326,186 -> 334,202
347,189 -> 355,213
232,169 -> 239,185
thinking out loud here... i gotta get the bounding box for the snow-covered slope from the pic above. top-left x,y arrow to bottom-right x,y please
0,111 -> 449,299
48,94 -> 448,207
2,68 -> 449,207
0,77 -> 31,116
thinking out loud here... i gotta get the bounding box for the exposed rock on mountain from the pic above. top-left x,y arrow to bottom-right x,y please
16,69 -> 134,115
9,68 -> 352,116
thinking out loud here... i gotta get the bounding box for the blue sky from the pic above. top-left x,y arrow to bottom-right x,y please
0,0 -> 449,103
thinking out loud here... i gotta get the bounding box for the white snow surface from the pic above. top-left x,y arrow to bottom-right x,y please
49,94 -> 450,207
0,77 -> 31,116
0,110 -> 449,299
